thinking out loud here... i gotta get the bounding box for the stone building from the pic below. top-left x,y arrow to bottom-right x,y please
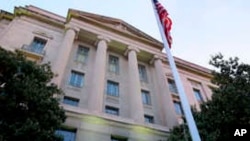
0,5 -> 215,141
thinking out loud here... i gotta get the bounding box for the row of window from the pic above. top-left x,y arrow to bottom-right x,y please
105,106 -> 154,123
63,88 -> 151,108
169,79 -> 204,115
27,38 -> 149,82
66,74 -> 204,116
56,129 -> 127,141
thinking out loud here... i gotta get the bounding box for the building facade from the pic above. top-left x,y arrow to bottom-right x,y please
0,5 -> 215,141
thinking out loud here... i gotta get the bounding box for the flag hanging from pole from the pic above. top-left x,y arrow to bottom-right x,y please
153,0 -> 173,48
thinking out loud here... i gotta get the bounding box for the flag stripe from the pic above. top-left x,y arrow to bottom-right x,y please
153,0 -> 173,48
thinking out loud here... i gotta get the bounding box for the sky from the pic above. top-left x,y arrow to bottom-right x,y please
1,0 -> 250,69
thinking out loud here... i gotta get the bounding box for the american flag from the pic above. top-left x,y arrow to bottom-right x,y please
153,0 -> 173,48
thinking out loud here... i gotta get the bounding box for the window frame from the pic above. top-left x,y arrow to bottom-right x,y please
30,37 -> 47,54
173,101 -> 183,115
75,45 -> 89,63
55,128 -> 77,141
144,115 -> 154,123
63,96 -> 79,107
105,106 -> 119,116
108,55 -> 119,73
193,88 -> 204,102
138,64 -> 148,82
168,79 -> 178,94
69,71 -> 84,87
107,80 -> 119,97
141,90 -> 151,105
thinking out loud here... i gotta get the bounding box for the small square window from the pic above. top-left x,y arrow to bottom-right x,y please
105,106 -> 119,116
107,81 -> 119,97
141,90 -> 151,105
144,115 -> 154,123
55,128 -> 76,141
109,55 -> 119,73
75,45 -> 89,63
69,71 -> 84,87
63,96 -> 79,107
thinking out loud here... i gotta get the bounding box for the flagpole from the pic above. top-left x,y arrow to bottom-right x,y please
150,0 -> 201,141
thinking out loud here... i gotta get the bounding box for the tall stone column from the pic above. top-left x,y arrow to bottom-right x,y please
88,35 -> 110,113
153,55 -> 178,128
53,25 -> 79,87
126,46 -> 144,123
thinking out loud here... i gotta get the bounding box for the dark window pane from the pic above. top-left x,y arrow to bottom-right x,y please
55,129 -> 76,141
144,115 -> 154,123
63,97 -> 79,106
105,106 -> 119,116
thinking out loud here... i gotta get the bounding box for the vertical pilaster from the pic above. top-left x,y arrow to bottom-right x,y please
88,35 -> 110,112
127,46 -> 144,122
153,55 -> 178,128
53,25 -> 79,86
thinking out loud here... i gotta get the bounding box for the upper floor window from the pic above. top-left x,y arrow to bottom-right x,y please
138,64 -> 147,82
69,71 -> 84,87
63,96 -> 79,107
108,55 -> 119,73
75,45 -> 89,63
111,136 -> 127,141
107,80 -> 119,97
55,128 -> 76,141
193,89 -> 204,103
168,79 -> 178,94
105,106 -> 119,116
28,37 -> 47,54
173,101 -> 183,115
144,115 -> 154,123
141,90 -> 151,105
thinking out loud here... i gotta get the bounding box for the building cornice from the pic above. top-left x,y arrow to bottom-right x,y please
0,10 -> 14,20
13,6 -> 65,29
67,10 -> 163,51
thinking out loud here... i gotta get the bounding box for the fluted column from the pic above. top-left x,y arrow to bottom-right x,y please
153,55 -> 178,128
88,35 -> 110,112
126,46 -> 144,122
53,25 -> 79,86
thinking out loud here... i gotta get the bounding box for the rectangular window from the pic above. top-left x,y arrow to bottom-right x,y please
168,79 -> 178,94
109,55 -> 119,73
30,37 -> 47,54
144,115 -> 154,123
138,64 -> 147,82
107,81 -> 119,97
141,90 -> 151,105
105,106 -> 119,116
69,71 -> 84,87
75,45 -> 89,63
111,136 -> 127,141
174,101 -> 183,115
193,89 -> 203,102
63,96 -> 79,107
55,128 -> 76,141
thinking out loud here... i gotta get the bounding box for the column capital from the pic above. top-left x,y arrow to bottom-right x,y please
124,45 -> 140,56
65,24 -> 80,33
97,35 -> 111,43
149,55 -> 164,64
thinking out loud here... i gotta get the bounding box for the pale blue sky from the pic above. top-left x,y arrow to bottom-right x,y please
1,0 -> 250,69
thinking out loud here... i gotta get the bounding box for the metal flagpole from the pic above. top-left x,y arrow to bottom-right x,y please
150,0 -> 201,141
